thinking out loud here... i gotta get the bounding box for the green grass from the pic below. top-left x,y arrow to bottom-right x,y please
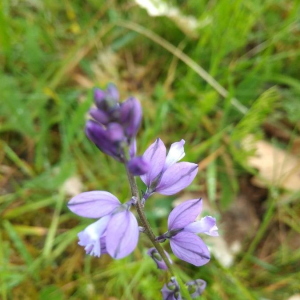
1,0 -> 300,299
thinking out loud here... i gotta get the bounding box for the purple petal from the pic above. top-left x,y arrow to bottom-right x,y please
106,210 -> 139,259
100,236 -> 108,254
85,120 -> 120,158
89,108 -> 109,125
140,138 -> 166,187
127,156 -> 149,176
156,162 -> 198,195
184,216 -> 219,236
147,247 -> 172,270
186,279 -> 206,297
107,123 -> 124,142
94,88 -> 106,107
68,191 -> 120,218
161,277 -> 181,300
77,216 -> 110,257
120,97 -> 142,138
170,232 -> 210,266
106,83 -> 119,102
164,139 -> 185,170
168,199 -> 202,230
129,139 -> 137,158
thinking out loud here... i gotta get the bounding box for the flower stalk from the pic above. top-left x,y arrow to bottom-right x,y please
125,164 -> 194,300
125,164 -> 174,272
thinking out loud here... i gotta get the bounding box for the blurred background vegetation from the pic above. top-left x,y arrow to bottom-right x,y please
1,0 -> 300,299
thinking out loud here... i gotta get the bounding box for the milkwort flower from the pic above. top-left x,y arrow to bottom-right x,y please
86,84 -> 146,172
161,277 -> 206,300
156,198 -> 218,266
147,247 -> 172,270
68,191 -> 139,259
140,139 -> 198,200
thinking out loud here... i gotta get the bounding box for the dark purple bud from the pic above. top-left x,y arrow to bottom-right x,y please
94,84 -> 119,110
162,277 -> 206,300
127,156 -> 149,176
85,120 -> 121,159
106,83 -> 119,103
186,279 -> 206,298
89,108 -> 109,125
94,88 -> 106,107
107,123 -> 124,142
129,139 -> 137,158
147,248 -> 172,270
161,277 -> 181,300
120,97 -> 142,138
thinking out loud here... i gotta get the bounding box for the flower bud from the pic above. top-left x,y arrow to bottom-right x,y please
89,108 -> 109,125
94,83 -> 119,110
85,120 -> 122,160
120,97 -> 142,138
94,88 -> 106,107
147,247 -> 172,270
127,156 -> 149,176
106,83 -> 119,103
107,123 -> 124,142
186,279 -> 206,298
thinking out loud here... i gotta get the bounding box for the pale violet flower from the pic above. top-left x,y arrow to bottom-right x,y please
68,191 -> 139,259
156,198 -> 218,266
140,139 -> 198,199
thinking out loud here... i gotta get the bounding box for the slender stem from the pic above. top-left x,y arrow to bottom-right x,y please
125,166 -> 175,272
125,165 -> 193,300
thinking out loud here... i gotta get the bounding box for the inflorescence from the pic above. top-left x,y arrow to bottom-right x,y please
67,84 -> 219,299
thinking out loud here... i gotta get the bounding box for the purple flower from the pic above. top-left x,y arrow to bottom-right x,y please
68,191 -> 139,259
140,139 -> 198,197
162,277 -> 181,300
127,156 -> 149,176
147,247 -> 172,270
86,84 -> 143,161
119,97 -> 142,139
186,279 -> 206,298
161,277 -> 206,300
157,198 -> 218,266
94,83 -> 119,109
85,120 -> 125,161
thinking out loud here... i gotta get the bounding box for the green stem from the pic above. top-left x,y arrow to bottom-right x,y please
125,166 -> 174,272
125,166 -> 193,300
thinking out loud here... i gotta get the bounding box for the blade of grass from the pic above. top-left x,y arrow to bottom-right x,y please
117,20 -> 248,114
43,189 -> 65,258
2,220 -> 39,281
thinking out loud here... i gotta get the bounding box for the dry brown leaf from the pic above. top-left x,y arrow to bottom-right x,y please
243,136 -> 300,191
288,295 -> 300,300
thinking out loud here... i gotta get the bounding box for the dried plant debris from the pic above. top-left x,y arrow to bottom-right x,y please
243,136 -> 300,191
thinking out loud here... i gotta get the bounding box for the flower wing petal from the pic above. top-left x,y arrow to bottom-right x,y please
164,139 -> 185,170
78,215 -> 110,257
170,232 -> 210,266
68,191 -> 120,218
184,216 -> 219,236
140,138 -> 166,186
106,211 -> 139,259
168,199 -> 202,230
156,162 -> 198,195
